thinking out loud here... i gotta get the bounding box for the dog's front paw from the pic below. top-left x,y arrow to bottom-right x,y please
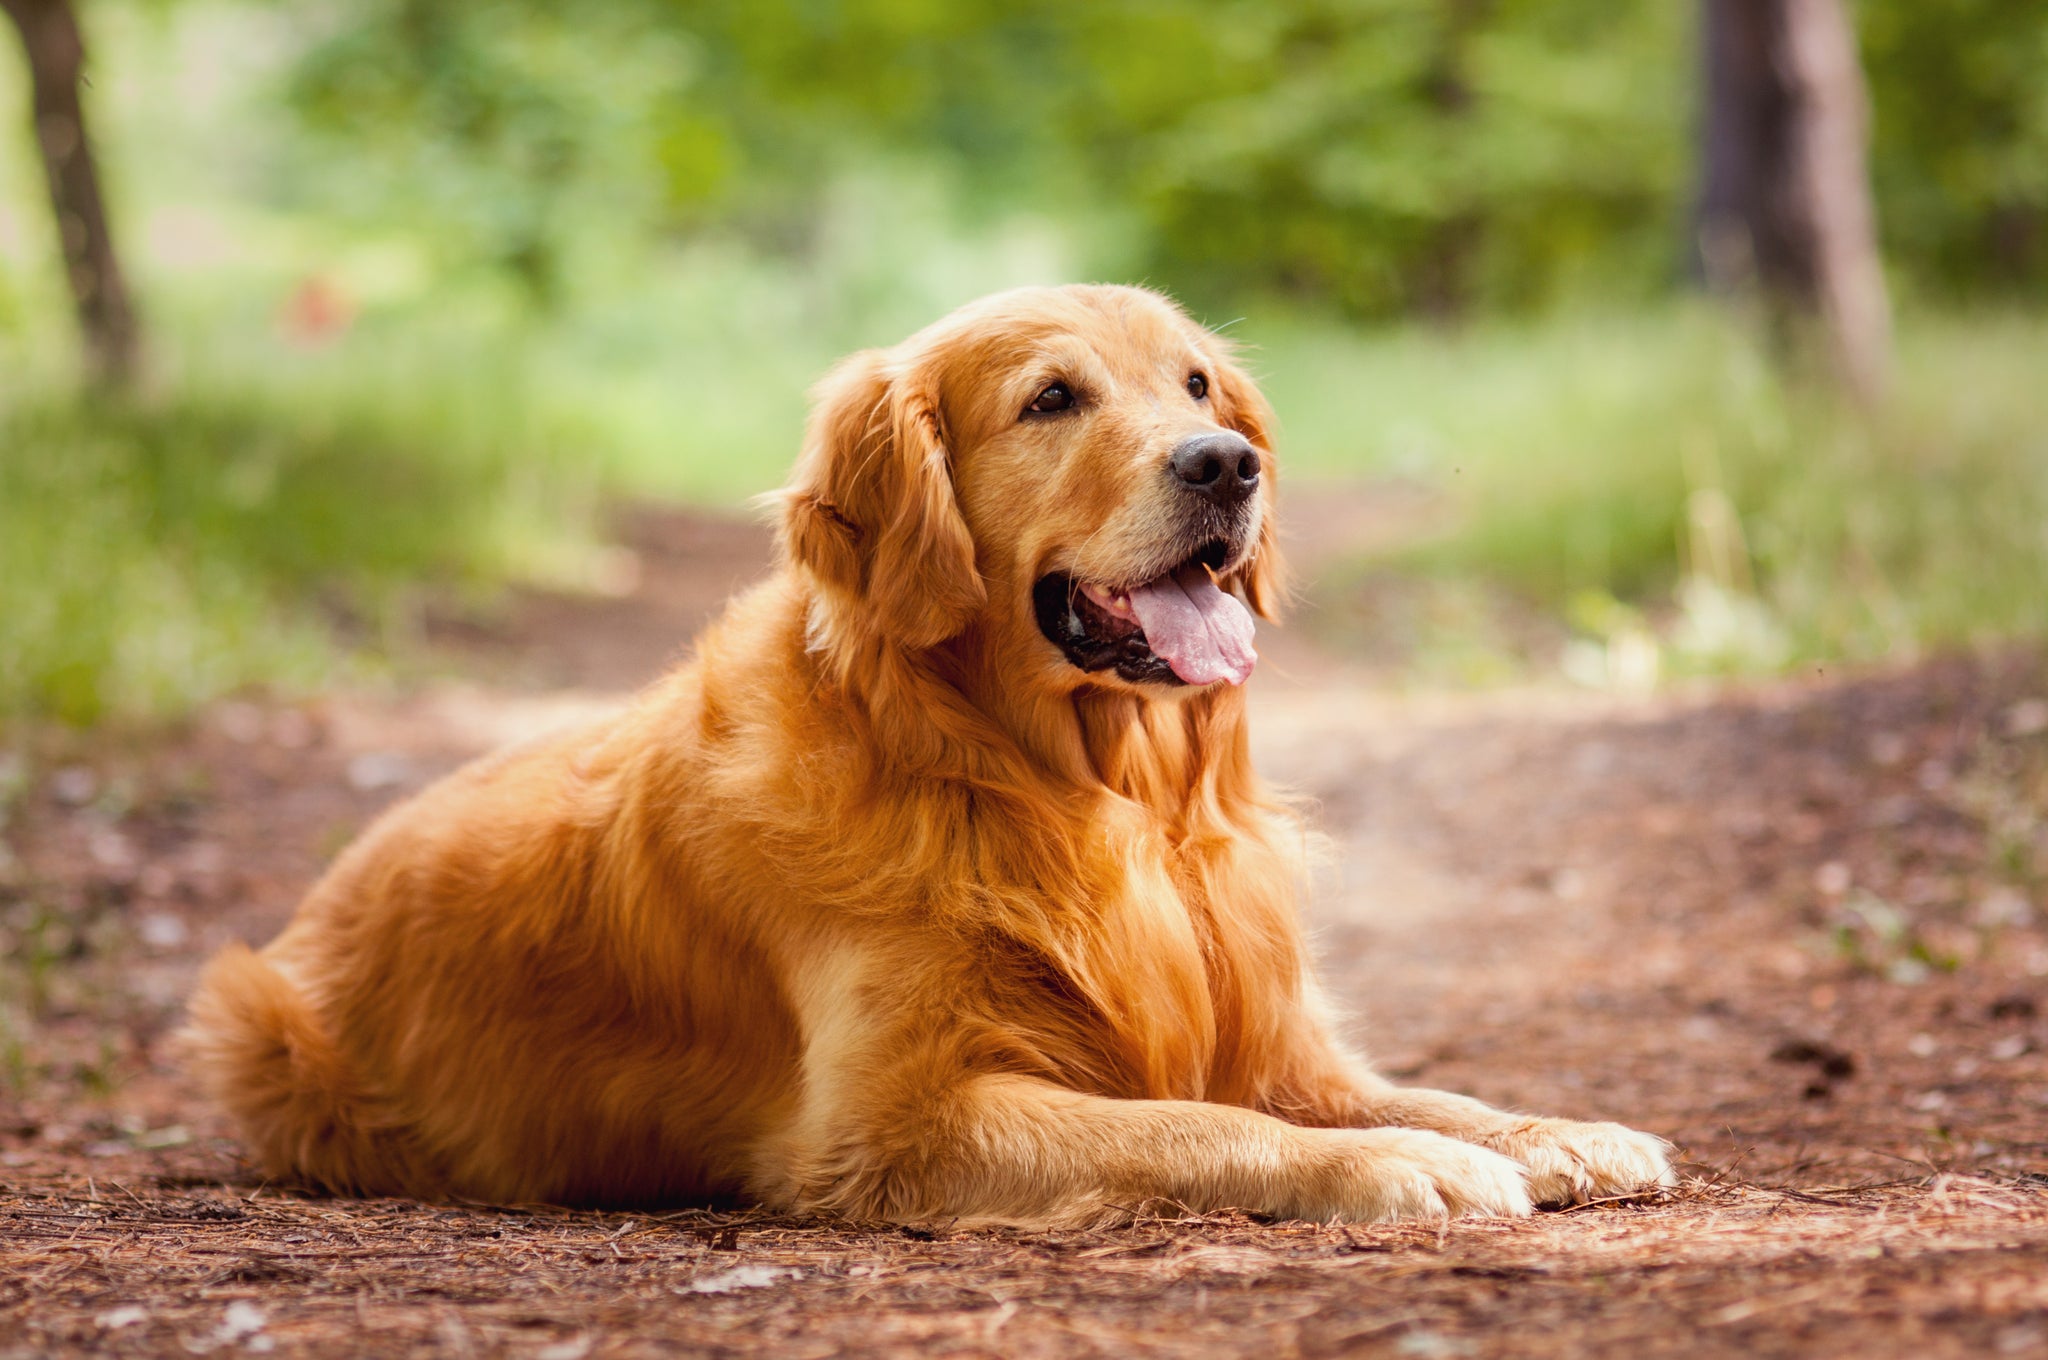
1322,1127 -> 1534,1223
1481,1118 -> 1674,1206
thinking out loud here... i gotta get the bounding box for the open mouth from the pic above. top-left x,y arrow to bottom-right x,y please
1033,539 -> 1258,687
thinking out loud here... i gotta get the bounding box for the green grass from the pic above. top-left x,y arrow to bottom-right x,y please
1243,306 -> 2048,677
6,300 -> 2047,724
0,327 -> 614,726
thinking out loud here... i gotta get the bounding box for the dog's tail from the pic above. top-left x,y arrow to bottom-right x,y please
181,943 -> 431,1196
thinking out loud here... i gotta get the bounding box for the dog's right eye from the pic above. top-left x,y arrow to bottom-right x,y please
1025,382 -> 1075,416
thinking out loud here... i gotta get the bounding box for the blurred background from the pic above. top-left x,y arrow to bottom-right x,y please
3,0 -> 2047,725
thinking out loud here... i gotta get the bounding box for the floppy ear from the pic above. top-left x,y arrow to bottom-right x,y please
779,349 -> 986,648
1209,350 -> 1289,621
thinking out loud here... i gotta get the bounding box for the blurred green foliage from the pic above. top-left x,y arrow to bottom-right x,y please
1290,307 -> 2048,673
274,0 -> 1687,317
1863,0 -> 2048,303
2,0 -> 2047,725
0,329 -> 608,724
277,0 -> 2048,318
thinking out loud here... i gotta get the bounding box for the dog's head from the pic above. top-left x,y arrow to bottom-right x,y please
780,285 -> 1283,694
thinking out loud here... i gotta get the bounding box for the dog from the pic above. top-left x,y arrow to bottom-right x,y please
183,284 -> 1672,1225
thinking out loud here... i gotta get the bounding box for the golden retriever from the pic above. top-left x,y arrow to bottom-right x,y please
184,284 -> 1672,1225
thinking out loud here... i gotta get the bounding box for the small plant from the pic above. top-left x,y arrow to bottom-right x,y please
1821,888 -> 1970,984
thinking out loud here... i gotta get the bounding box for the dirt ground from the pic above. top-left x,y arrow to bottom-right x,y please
5,503 -> 2048,1358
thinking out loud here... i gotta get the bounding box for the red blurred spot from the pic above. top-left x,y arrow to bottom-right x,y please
279,275 -> 355,346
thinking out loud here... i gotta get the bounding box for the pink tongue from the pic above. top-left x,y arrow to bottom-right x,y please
1126,564 -> 1258,686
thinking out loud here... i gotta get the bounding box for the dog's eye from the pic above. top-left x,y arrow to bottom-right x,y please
1187,372 -> 1209,400
1025,382 -> 1075,416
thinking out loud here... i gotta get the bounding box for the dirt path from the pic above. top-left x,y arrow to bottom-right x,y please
4,506 -> 2048,1357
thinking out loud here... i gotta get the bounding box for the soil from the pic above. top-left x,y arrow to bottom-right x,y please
5,502 -> 2048,1358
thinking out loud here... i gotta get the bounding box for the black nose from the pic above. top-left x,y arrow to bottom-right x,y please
1169,432 -> 1261,506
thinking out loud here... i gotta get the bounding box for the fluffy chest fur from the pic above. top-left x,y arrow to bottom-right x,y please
1013,812 -> 1312,1105
674,584 -> 1314,1111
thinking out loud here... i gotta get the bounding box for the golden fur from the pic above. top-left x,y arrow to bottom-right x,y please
183,285 -> 1671,1225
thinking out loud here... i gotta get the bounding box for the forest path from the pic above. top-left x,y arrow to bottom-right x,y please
5,500 -> 2047,1358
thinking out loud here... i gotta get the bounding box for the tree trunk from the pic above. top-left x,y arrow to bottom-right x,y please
2,0 -> 137,386
1696,0 -> 1889,402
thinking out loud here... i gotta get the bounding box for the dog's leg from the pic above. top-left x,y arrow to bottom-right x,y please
760,1073 -> 1533,1229
1348,1077 -> 1674,1205
1274,1059 -> 1674,1206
